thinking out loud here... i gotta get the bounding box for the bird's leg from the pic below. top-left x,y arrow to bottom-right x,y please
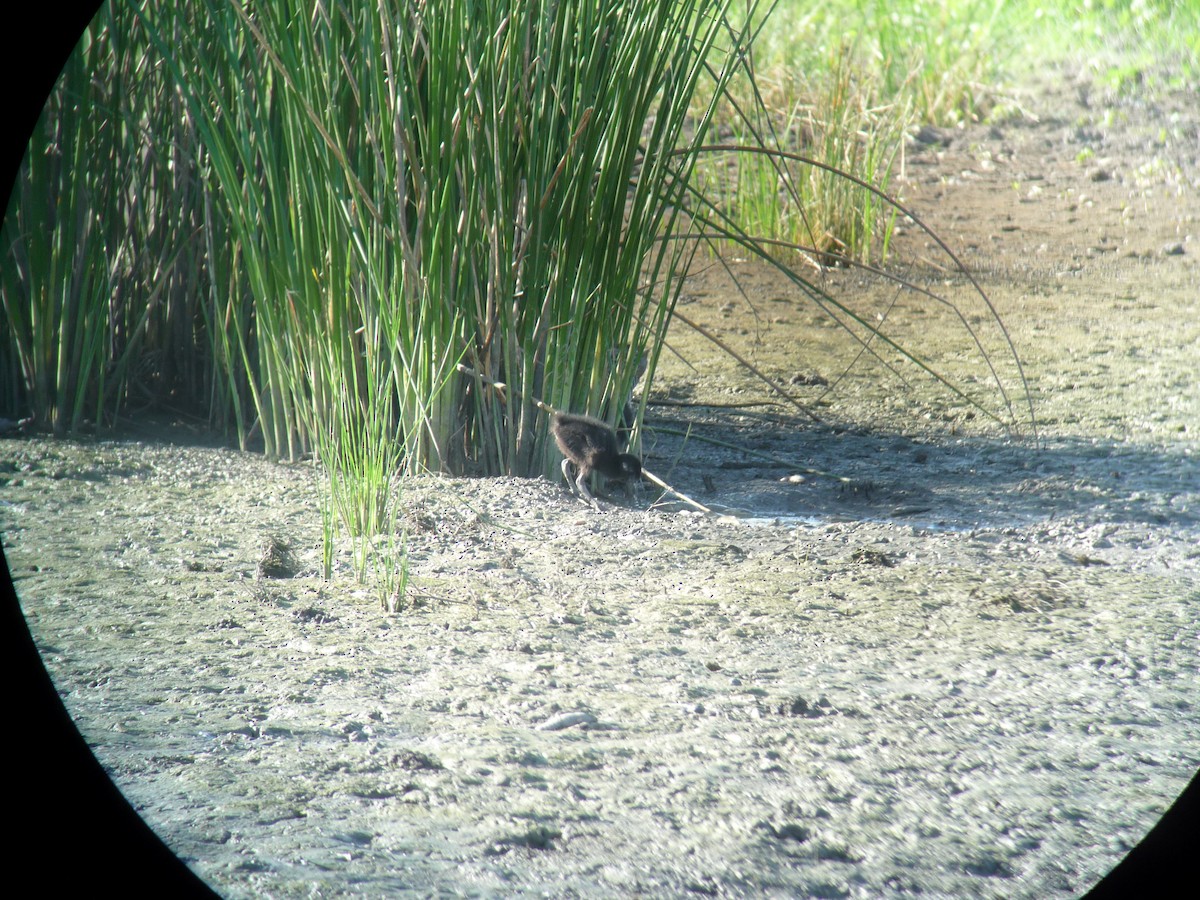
575,470 -> 600,510
560,459 -> 597,508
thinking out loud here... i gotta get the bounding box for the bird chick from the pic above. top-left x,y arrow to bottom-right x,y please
551,411 -> 642,508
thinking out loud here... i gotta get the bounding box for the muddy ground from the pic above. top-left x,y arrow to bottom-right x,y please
4,62 -> 1198,898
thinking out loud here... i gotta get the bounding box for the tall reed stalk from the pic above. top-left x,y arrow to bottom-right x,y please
2,6 -> 213,434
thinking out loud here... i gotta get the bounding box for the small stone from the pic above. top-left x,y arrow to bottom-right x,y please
913,124 -> 950,146
768,822 -> 811,843
390,749 -> 443,771
537,711 -> 597,731
486,825 -> 561,855
255,535 -> 298,579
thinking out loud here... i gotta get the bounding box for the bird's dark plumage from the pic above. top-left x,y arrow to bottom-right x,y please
551,411 -> 642,506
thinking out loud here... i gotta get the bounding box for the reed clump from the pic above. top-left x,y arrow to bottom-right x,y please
4,0 -> 753,474
4,0 -> 1057,592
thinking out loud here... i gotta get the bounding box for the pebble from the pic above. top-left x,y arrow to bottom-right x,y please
537,711 -> 597,731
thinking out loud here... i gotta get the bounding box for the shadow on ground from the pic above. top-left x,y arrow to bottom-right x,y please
642,408 -> 1198,539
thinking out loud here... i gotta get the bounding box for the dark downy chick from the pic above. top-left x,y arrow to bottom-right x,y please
551,411 -> 642,507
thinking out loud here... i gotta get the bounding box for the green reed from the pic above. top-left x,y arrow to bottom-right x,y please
1,5 -> 210,434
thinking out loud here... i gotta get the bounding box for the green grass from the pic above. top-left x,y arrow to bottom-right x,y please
1007,0 -> 1200,80
693,0 -> 1005,268
693,0 -> 1197,264
697,41 -> 909,265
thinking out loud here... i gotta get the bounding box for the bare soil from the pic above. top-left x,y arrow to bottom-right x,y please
4,63 -> 1198,898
